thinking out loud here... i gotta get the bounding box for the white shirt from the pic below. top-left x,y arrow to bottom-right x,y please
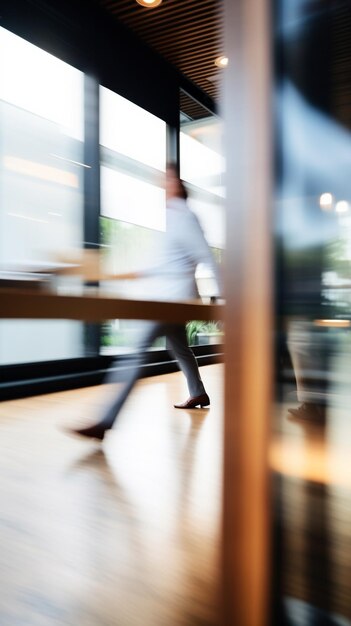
142,197 -> 222,301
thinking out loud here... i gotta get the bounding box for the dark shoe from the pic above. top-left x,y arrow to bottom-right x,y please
288,402 -> 325,422
66,423 -> 107,441
174,393 -> 210,409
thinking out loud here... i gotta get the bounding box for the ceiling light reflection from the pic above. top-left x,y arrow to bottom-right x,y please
335,200 -> 349,214
319,192 -> 333,210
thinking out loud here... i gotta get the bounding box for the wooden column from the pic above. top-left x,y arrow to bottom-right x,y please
221,0 -> 273,625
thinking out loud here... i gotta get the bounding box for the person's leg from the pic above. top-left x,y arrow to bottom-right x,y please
287,320 -> 312,404
287,320 -> 327,420
166,324 -> 209,406
71,322 -> 163,438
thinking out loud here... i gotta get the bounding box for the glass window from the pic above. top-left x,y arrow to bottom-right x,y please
101,166 -> 165,230
180,129 -> 225,197
180,95 -> 225,257
99,86 -> 167,355
0,27 -> 83,141
180,99 -> 225,251
100,87 -> 166,171
100,217 -> 166,354
0,27 -> 85,364
188,196 -> 225,249
180,93 -> 225,347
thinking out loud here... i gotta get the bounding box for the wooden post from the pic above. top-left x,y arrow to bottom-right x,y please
222,0 -> 273,624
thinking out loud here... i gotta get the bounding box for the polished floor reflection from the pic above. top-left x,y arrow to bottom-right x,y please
273,385 -> 351,626
0,365 -> 223,626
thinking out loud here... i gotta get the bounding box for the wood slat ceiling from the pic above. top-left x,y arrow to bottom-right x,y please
96,0 -> 224,109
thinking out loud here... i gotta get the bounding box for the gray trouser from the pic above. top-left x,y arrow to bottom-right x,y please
99,322 -> 206,429
287,320 -> 331,403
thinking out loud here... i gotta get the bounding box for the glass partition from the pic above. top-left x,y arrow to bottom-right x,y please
0,26 -> 85,364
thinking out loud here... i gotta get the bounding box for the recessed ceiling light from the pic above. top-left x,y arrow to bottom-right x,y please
215,55 -> 229,68
136,0 -> 163,7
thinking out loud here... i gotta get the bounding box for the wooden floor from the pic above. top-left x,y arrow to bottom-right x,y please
1,364 -> 351,625
0,364 -> 223,626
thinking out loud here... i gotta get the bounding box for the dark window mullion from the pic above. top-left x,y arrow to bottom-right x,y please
83,74 -> 101,356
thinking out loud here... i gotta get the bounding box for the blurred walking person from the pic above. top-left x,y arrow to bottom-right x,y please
68,164 -> 222,441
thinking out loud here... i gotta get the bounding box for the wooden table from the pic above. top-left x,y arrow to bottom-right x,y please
0,288 -> 223,323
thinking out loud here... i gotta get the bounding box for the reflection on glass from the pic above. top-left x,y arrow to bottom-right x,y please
0,26 -> 84,364
274,2 -> 351,624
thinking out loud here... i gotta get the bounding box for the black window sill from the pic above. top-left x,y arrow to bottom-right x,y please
0,344 -> 223,400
